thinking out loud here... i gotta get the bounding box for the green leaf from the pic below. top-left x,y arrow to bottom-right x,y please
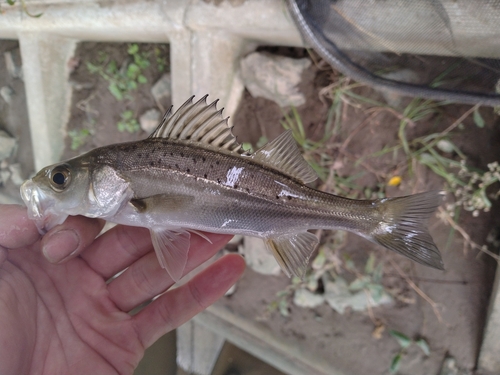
256,136 -> 268,148
127,43 -> 139,55
349,276 -> 370,291
389,330 -> 411,348
372,263 -> 384,283
86,62 -> 99,74
127,63 -> 140,79
416,338 -> 430,356
137,75 -> 148,84
473,107 -> 485,128
390,353 -> 402,373
242,142 -> 253,152
121,110 -> 134,120
108,83 -> 123,101
6,0 -> 16,5
312,249 -> 326,270
367,283 -> 384,303
278,298 -> 290,317
365,253 -> 375,274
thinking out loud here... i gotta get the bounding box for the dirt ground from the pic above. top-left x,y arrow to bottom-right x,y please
3,40 -> 500,375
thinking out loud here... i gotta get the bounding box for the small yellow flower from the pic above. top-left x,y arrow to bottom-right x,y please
388,176 -> 402,186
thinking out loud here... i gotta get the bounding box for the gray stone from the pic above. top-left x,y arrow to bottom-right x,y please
4,50 -> 22,79
8,163 -> 24,186
0,130 -> 16,161
324,277 -> 392,314
0,169 -> 10,185
0,86 -> 14,104
293,288 -> 324,308
440,357 -> 471,375
139,108 -> 162,133
379,69 -> 420,107
240,52 -> 311,108
151,73 -> 171,111
239,236 -> 281,276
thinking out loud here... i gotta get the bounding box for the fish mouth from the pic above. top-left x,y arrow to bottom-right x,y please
20,180 -> 67,234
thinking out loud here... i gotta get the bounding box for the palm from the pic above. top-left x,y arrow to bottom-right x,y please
0,205 -> 244,375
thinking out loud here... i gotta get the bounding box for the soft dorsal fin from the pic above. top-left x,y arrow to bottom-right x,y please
251,130 -> 317,184
148,95 -> 243,154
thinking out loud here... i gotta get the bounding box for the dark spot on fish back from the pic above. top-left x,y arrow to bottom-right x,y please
180,152 -> 184,157
217,178 -> 221,183
175,164 -> 179,169
216,161 -> 219,165
202,156 -> 206,162
193,158 -> 197,164
186,168 -> 190,173
287,196 -> 292,200
150,161 -> 154,166
276,195 -> 279,199
204,174 -> 207,178
170,152 -> 173,156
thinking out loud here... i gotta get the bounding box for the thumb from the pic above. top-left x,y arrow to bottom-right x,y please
41,215 -> 105,264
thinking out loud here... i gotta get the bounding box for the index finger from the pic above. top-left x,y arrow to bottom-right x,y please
0,205 -> 40,249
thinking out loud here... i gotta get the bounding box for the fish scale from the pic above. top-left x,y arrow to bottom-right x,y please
20,95 -> 444,281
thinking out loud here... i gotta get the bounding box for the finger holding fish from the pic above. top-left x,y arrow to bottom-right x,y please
107,231 -> 233,312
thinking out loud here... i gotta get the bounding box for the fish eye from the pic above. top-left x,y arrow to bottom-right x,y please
49,165 -> 71,191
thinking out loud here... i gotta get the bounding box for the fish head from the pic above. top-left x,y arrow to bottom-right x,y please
20,158 -> 97,234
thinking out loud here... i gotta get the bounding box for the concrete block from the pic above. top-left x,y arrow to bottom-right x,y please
478,266 -> 500,372
18,32 -> 76,169
176,320 -> 225,375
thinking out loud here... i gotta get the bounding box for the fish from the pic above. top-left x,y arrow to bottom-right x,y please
20,95 -> 444,281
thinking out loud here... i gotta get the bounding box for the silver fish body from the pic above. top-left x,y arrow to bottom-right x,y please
20,96 -> 444,280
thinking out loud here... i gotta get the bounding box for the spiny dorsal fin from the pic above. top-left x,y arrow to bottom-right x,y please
251,130 -> 317,184
148,95 -> 243,154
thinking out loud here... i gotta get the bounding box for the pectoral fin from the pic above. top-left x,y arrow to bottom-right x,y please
130,194 -> 194,213
264,232 -> 319,279
150,228 -> 191,282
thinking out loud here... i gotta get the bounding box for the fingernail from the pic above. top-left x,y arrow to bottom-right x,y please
42,230 -> 79,263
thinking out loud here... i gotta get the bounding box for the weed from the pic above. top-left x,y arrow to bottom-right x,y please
117,110 -> 140,133
389,330 -> 430,373
68,128 -> 92,151
2,0 -> 42,17
86,43 -> 150,101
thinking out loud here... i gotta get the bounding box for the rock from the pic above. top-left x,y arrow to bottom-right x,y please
8,163 -> 24,186
151,73 -> 171,111
240,52 -> 311,107
439,357 -> 471,375
0,169 -> 10,185
379,69 -> 420,107
139,108 -> 162,133
0,130 -> 16,161
0,86 -> 14,104
4,50 -> 22,79
239,236 -> 281,276
324,277 -> 392,314
293,288 -> 324,308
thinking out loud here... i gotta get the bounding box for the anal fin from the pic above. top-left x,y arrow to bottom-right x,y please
264,232 -> 319,279
150,228 -> 191,282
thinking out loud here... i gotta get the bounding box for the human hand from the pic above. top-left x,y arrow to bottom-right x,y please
0,204 -> 245,375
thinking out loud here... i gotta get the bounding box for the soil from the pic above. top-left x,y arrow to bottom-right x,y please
8,41 -> 500,375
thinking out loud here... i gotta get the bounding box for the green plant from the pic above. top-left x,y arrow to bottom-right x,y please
117,110 -> 140,133
389,330 -> 430,373
68,128 -> 92,151
86,44 -> 150,101
2,0 -> 42,17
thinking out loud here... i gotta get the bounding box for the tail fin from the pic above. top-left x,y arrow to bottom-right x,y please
370,191 -> 444,270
